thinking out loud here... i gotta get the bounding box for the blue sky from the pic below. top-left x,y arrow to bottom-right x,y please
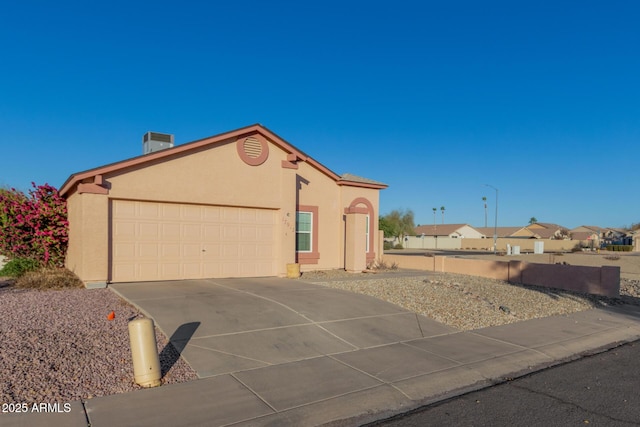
1,1 -> 638,229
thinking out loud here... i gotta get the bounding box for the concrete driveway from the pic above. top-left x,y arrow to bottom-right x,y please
110,277 -> 459,379
66,276 -> 640,426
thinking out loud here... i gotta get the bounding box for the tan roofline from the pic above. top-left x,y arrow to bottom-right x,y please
337,179 -> 388,189
60,124 -> 384,196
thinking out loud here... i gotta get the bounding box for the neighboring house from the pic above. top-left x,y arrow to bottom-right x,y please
571,226 -> 629,247
571,225 -> 604,247
60,124 -> 387,285
414,224 -> 484,239
474,227 -> 522,238
511,223 -> 570,239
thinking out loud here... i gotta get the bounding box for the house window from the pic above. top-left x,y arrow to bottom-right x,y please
296,211 -> 312,252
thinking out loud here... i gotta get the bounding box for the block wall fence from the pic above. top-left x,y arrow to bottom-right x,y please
382,254 -> 620,298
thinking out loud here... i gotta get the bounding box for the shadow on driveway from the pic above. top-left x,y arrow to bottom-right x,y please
159,321 -> 200,377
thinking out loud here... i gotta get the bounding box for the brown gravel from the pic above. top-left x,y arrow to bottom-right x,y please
0,285 -> 198,406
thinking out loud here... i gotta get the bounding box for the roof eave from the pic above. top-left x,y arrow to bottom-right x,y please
337,180 -> 388,189
60,124 -> 387,197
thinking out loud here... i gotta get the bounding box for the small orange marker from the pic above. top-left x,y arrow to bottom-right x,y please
107,311 -> 115,321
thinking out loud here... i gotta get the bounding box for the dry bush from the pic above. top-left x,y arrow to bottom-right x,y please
15,268 -> 84,290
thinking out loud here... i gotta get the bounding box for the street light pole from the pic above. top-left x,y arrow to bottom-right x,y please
485,184 -> 498,254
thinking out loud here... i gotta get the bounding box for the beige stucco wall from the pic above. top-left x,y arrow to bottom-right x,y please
403,235 -> 575,251
295,160 -> 343,271
382,254 -> 619,297
293,162 -> 382,271
404,236 -> 462,250
65,192 -> 109,284
105,139 -> 285,209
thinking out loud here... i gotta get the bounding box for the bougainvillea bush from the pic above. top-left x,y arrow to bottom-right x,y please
0,183 -> 68,267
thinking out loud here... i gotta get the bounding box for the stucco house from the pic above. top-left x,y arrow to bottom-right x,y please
510,223 -> 570,239
474,227 -> 522,238
571,225 -> 604,248
414,224 -> 484,239
60,124 -> 387,286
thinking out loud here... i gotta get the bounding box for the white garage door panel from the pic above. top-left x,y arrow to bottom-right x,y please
111,200 -> 277,282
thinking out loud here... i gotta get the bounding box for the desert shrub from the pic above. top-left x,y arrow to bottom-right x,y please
366,259 -> 399,271
604,255 -> 620,261
0,183 -> 68,267
393,243 -> 404,249
14,267 -> 84,290
383,241 -> 394,250
367,259 -> 387,270
0,257 -> 40,277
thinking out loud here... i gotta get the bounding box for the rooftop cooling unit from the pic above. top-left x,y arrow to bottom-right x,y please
143,132 -> 174,154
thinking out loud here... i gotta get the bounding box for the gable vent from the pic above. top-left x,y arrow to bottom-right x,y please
243,137 -> 263,158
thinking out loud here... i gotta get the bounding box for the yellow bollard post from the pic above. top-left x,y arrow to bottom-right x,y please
128,318 -> 161,388
286,263 -> 300,278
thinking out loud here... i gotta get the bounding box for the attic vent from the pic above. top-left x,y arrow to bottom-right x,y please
237,135 -> 269,166
243,137 -> 262,158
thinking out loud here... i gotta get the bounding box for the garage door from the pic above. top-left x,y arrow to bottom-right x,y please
110,200 -> 277,282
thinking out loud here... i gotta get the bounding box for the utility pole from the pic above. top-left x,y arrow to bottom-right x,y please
485,185 -> 498,254
482,196 -> 487,228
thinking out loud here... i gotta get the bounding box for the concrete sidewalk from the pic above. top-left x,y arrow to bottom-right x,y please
5,278 -> 640,427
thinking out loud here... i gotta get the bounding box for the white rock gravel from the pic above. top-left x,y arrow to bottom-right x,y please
304,270 -> 639,331
0,285 -> 198,406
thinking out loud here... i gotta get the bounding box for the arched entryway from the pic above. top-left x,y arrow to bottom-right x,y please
344,197 -> 375,272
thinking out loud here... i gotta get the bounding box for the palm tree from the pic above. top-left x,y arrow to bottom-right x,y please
440,206 -> 445,224
432,208 -> 437,228
482,196 -> 487,227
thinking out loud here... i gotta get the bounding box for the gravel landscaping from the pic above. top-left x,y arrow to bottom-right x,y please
306,270 -> 640,331
0,283 -> 198,406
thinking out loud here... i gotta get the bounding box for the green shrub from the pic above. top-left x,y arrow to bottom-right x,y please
606,245 -> 633,252
0,257 -> 41,277
393,243 -> 404,249
383,241 -> 394,250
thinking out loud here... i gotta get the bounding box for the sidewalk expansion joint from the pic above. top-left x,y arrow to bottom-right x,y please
327,354 -> 413,400
229,373 -> 278,413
